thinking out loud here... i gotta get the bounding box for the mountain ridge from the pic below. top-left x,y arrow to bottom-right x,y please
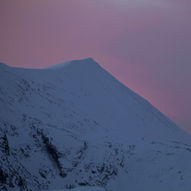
0,58 -> 98,70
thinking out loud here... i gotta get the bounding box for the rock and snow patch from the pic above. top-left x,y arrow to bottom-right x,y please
1,58 -> 191,191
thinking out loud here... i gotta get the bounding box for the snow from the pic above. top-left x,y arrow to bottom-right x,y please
0,58 -> 191,191
51,186 -> 106,191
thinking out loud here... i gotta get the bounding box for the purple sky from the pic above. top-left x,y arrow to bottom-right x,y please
0,0 -> 191,132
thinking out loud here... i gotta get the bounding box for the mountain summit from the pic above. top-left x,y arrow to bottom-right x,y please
45,58 -> 98,69
0,58 -> 191,191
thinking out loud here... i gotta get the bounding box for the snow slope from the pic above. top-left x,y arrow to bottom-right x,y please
0,58 -> 191,191
52,186 -> 106,191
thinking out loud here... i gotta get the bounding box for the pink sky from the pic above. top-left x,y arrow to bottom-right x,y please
0,0 -> 191,132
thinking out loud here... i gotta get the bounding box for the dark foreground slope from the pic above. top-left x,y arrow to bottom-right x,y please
0,58 -> 191,191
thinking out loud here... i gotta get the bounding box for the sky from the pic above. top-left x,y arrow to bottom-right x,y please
0,0 -> 191,132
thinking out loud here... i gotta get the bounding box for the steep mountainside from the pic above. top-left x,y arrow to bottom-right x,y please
0,58 -> 191,191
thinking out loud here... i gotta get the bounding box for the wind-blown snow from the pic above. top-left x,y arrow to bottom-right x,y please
0,58 -> 191,191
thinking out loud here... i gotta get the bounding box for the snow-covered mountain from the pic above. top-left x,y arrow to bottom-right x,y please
0,58 -> 191,191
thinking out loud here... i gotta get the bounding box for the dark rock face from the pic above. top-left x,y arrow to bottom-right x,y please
0,134 -> 9,155
41,132 -> 67,177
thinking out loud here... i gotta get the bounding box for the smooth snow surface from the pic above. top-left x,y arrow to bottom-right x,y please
0,58 -> 191,191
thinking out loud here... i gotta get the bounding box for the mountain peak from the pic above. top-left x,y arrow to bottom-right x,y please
45,57 -> 99,70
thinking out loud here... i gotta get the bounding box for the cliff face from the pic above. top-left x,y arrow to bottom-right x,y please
0,58 -> 191,191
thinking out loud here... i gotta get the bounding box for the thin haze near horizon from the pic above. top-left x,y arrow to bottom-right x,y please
0,0 -> 191,132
